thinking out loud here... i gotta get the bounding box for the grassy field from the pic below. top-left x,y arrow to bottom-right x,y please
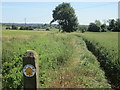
74,32 -> 119,89
2,29 -> 111,89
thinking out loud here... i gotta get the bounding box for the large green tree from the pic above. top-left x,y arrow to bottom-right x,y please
50,2 -> 78,32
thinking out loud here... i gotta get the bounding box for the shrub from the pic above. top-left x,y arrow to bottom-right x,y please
88,23 -> 100,32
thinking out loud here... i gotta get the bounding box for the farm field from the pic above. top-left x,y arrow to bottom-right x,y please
2,29 -> 111,89
2,1 -> 119,89
73,32 -> 119,89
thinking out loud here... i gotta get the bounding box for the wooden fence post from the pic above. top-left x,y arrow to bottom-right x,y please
23,50 -> 39,89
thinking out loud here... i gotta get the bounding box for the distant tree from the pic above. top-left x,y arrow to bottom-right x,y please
113,19 -> 120,32
116,19 -> 120,31
43,24 -> 47,29
108,19 -> 115,31
101,24 -> 107,32
11,25 -> 18,30
78,25 -> 88,32
81,29 -> 85,33
19,26 -> 25,30
50,2 -> 78,32
88,23 -> 100,32
27,26 -> 33,30
19,26 -> 33,30
95,20 -> 101,26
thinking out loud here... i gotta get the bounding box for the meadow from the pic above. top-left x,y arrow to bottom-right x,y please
2,29 -> 111,89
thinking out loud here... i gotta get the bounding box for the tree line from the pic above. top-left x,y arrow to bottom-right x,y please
78,19 -> 120,33
5,24 -> 59,31
87,19 -> 120,32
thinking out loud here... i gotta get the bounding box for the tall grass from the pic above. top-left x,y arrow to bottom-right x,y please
2,30 -> 74,89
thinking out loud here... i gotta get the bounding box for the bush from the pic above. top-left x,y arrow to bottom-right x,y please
101,24 -> 107,32
78,25 -> 88,32
6,26 -> 11,30
11,25 -> 18,30
46,27 -> 51,31
46,28 -> 50,31
88,23 -> 100,32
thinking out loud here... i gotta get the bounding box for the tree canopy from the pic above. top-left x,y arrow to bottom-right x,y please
88,23 -> 100,32
50,2 -> 79,32
108,19 -> 120,32
11,25 -> 18,30
95,20 -> 101,26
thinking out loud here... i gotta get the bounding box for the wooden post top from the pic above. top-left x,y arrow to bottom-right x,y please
23,50 -> 38,57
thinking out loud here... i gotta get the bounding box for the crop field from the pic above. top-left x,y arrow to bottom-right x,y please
2,29 -> 112,89
74,32 -> 119,89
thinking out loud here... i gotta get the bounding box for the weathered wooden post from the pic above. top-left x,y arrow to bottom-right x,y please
23,50 -> 39,89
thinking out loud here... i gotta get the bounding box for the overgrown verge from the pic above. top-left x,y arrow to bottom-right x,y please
77,33 -> 120,89
2,31 -> 74,89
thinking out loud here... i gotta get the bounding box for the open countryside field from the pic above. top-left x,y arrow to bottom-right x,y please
2,1 -> 119,89
2,29 -> 115,89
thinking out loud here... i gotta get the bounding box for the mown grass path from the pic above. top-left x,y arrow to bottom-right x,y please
57,39 -> 86,88
47,39 -> 86,88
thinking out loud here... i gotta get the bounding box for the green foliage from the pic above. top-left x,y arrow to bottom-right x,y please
108,19 -> 120,32
95,20 -> 101,26
2,30 -> 74,89
46,27 -> 50,31
78,25 -> 88,33
87,18 -> 120,32
88,23 -> 100,32
11,25 -> 18,30
108,19 -> 115,31
88,20 -> 101,32
101,24 -> 107,32
6,26 -> 11,30
51,2 -> 78,32
113,19 -> 120,32
19,26 -> 33,30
